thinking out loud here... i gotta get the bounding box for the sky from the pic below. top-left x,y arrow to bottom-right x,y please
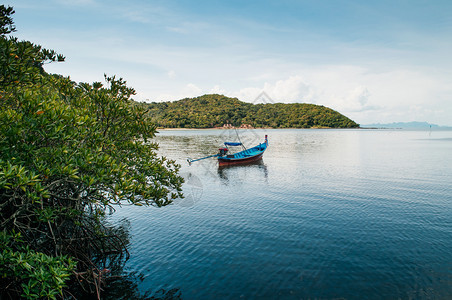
5,0 -> 452,126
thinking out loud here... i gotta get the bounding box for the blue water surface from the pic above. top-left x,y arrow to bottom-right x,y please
110,129 -> 452,299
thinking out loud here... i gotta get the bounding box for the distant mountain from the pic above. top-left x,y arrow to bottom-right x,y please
138,94 -> 359,129
361,122 -> 446,129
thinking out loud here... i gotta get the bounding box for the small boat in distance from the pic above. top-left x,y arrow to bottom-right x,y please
188,135 -> 268,167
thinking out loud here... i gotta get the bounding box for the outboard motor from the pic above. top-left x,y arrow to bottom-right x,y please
218,147 -> 228,156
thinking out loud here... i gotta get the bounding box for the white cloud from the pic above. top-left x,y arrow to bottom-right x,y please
235,87 -> 264,103
122,11 -> 152,24
264,76 -> 313,103
157,83 -> 203,101
184,83 -> 202,96
232,75 -> 314,104
341,86 -> 378,112
209,85 -> 227,95
167,70 -> 176,79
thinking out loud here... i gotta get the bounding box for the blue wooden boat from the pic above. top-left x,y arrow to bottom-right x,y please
188,135 -> 268,166
218,135 -> 268,166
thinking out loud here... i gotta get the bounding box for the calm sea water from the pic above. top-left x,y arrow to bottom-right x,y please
110,129 -> 452,299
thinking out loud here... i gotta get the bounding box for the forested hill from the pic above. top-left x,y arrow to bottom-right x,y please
140,94 -> 359,128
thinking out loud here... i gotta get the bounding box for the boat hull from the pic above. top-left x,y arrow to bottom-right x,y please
218,152 -> 264,166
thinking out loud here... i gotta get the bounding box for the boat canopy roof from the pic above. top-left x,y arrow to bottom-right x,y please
224,142 -> 242,146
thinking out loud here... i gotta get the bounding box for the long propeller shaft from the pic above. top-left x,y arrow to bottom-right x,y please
187,154 -> 219,165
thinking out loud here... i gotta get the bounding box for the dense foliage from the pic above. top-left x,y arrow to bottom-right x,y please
143,94 -> 359,128
0,5 -> 183,299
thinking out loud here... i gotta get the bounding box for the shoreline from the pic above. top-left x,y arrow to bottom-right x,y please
156,127 -> 452,131
157,126 -> 361,131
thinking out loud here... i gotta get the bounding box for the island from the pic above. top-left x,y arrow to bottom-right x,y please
138,94 -> 359,129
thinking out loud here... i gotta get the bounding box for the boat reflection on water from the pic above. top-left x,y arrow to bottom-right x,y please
217,159 -> 268,185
